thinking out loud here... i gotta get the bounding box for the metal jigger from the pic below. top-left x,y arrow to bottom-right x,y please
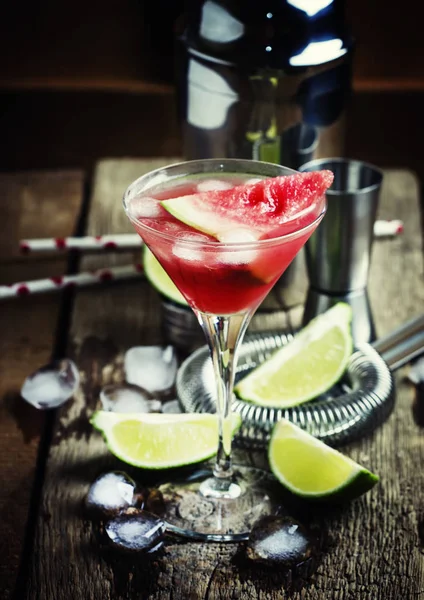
300,158 -> 383,344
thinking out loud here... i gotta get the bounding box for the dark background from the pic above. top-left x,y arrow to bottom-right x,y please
1,0 -> 423,184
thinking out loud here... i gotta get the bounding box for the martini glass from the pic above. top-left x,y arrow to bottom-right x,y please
123,158 -> 326,542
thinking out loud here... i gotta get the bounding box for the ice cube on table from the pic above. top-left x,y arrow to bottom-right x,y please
86,472 -> 136,515
128,196 -> 161,219
124,346 -> 178,393
197,179 -> 233,192
100,383 -> 162,413
105,511 -> 165,553
20,358 -> 80,409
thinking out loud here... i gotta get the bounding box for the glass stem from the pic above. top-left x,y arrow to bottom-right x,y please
195,311 -> 252,491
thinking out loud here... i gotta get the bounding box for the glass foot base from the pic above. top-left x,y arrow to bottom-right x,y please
157,465 -> 281,543
199,476 -> 242,500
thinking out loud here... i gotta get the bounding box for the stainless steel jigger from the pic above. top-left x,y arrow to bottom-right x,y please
299,158 -> 383,344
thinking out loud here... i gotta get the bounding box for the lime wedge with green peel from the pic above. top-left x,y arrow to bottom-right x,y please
91,411 -> 242,469
234,303 -> 353,408
269,418 -> 379,501
143,246 -> 187,306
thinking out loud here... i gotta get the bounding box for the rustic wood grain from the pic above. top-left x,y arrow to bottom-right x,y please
0,170 -> 84,600
25,160 -> 424,599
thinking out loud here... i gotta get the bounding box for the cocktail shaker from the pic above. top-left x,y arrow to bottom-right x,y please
300,158 -> 383,344
175,0 -> 354,294
176,1 -> 353,168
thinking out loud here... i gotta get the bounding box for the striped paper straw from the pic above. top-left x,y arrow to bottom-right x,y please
20,220 -> 403,255
19,234 -> 142,253
373,220 -> 404,237
0,264 -> 143,300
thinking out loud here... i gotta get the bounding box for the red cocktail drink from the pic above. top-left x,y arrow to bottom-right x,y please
127,172 -> 326,315
123,159 -> 330,541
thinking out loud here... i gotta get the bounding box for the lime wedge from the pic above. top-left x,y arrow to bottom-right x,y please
269,418 -> 379,501
234,303 -> 353,408
143,246 -> 187,306
91,411 -> 241,469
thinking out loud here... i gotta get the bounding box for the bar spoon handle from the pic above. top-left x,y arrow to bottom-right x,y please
372,313 -> 424,371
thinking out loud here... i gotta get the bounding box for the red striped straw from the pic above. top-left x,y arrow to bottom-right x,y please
0,264 -> 143,300
19,221 -> 402,255
373,219 -> 404,237
19,234 -> 142,254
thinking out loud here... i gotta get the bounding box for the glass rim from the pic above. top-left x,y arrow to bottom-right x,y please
123,158 -> 327,248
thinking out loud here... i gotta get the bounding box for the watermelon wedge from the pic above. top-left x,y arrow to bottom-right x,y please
161,171 -> 333,241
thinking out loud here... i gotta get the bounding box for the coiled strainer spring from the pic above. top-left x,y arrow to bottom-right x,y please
176,331 -> 395,447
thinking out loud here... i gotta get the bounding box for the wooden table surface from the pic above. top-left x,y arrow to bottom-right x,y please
0,170 -> 85,599
0,160 -> 423,600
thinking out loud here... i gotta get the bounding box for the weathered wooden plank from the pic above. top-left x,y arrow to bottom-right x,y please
25,161 -> 424,599
0,170 -> 85,600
